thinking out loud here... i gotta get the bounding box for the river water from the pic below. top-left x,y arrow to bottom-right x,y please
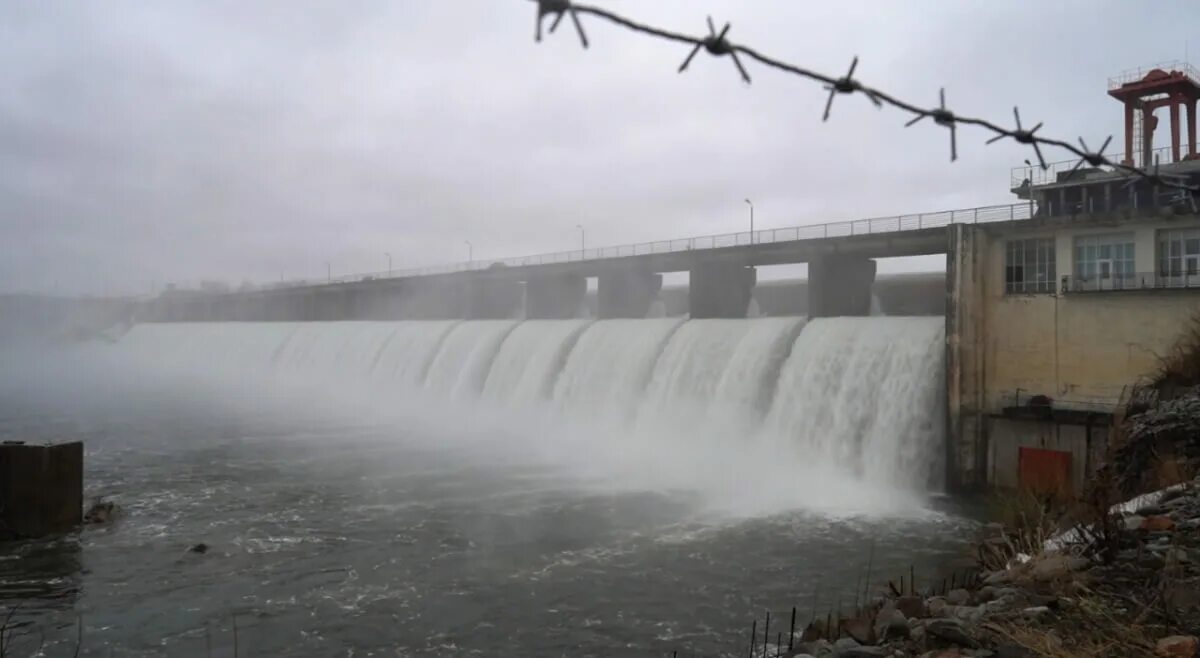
0,319 -> 979,656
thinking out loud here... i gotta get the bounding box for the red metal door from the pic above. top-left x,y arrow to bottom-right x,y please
1018,447 -> 1072,497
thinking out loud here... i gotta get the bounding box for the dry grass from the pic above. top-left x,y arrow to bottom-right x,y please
978,488 -> 1065,571
1151,456 -> 1197,490
984,588 -> 1163,657
1153,311 -> 1200,393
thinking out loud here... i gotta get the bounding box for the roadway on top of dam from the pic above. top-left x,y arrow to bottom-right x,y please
257,201 -> 1033,293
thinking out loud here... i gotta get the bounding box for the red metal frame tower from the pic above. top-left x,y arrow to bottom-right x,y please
1108,63 -> 1200,166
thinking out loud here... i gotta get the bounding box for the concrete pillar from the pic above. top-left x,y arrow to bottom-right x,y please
1170,94 -> 1182,164
394,278 -> 467,319
1142,106 -> 1156,167
946,224 -> 987,492
1188,100 -> 1197,157
312,290 -> 349,320
1123,102 -> 1134,165
597,269 -> 662,318
366,285 -> 407,320
525,273 -> 586,319
342,289 -> 364,320
807,255 -> 877,318
689,263 -> 755,318
0,441 -> 83,539
467,277 -> 521,320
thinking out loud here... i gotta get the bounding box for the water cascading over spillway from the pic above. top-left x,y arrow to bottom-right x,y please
274,322 -> 400,376
482,320 -> 592,405
551,318 -> 685,420
638,318 -> 806,424
110,315 -> 946,491
423,320 -> 519,399
372,320 -> 460,386
765,316 -> 946,490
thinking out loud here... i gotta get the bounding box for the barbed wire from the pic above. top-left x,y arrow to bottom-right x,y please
530,0 -> 1200,196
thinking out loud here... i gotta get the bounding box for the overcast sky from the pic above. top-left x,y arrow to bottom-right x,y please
2,1 -> 1197,296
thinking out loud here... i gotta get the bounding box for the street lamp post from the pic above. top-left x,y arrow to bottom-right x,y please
576,224 -> 585,258
326,261 -> 331,283
744,198 -> 754,244
385,252 -> 392,276
465,240 -> 473,265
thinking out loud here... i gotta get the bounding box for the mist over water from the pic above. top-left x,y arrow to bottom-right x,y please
100,316 -> 946,514
0,316 -> 968,656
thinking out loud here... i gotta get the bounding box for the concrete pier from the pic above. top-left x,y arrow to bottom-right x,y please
525,274 -> 586,319
597,269 -> 662,318
807,255 -> 877,317
467,278 -> 521,320
689,263 -> 755,318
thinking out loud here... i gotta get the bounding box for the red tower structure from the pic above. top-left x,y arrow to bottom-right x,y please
1108,62 -> 1200,167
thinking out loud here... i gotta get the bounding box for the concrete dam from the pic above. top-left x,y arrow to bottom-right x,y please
114,317 -> 947,492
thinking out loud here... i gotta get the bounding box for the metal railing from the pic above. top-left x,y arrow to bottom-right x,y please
1010,145 -> 1183,189
1107,60 -> 1200,90
255,201 -> 1032,291
1063,271 -> 1200,293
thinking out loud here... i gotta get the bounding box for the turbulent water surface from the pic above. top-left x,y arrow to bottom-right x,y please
0,318 -> 976,657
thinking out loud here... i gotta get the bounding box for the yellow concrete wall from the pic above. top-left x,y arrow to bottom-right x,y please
979,217 -> 1200,411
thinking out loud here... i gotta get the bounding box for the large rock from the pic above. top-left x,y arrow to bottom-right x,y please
873,603 -> 908,641
1021,606 -> 1051,621
1030,555 -> 1089,582
832,637 -> 861,654
840,647 -> 887,657
925,619 -> 979,648
948,605 -> 985,624
1142,516 -> 1177,532
1123,514 -> 1146,531
1156,635 -> 1198,657
83,499 -> 120,525
842,617 -> 874,645
895,595 -> 926,619
946,588 -> 971,606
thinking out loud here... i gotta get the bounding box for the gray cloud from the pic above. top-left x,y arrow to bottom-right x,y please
1,0 -> 1197,295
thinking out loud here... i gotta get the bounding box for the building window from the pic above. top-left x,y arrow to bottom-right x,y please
1005,238 -> 1056,294
1159,229 -> 1200,280
1074,233 -> 1135,288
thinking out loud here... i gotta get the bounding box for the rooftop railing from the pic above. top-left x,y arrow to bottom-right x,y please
1107,60 -> 1200,90
1009,145 -> 1183,189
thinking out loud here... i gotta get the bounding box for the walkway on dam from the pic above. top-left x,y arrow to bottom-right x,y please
147,201 -> 1033,322
275,201 -> 1034,290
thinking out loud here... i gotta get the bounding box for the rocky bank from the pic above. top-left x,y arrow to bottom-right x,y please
765,478 -> 1200,658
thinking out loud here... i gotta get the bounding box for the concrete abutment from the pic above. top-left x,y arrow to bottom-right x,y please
807,255 -> 877,318
525,274 -> 587,319
689,263 -> 756,318
597,270 -> 662,319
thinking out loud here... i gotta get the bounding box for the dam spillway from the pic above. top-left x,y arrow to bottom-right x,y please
111,316 -> 946,491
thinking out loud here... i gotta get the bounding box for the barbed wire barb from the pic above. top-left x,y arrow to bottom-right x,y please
534,0 -> 588,47
986,107 -> 1046,169
1069,135 -> 1113,177
524,1 -> 1200,195
822,56 -> 882,121
905,88 -> 957,162
677,17 -> 750,84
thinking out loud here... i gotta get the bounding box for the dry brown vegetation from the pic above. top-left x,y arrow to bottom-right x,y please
1153,311 -> 1200,393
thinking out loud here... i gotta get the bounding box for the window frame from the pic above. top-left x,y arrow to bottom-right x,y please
1005,237 -> 1057,294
